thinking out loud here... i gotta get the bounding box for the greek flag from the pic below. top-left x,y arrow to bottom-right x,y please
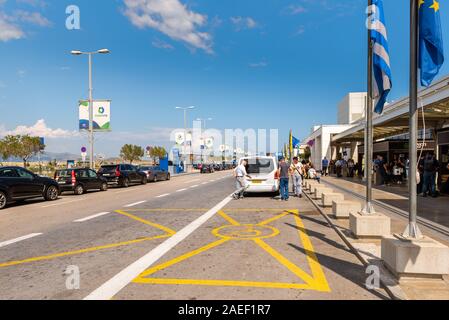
369,0 -> 392,114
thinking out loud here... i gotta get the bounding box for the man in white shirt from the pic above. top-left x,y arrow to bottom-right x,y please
233,160 -> 251,200
290,157 -> 304,198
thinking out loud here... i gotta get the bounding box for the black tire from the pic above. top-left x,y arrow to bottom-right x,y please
100,182 -> 108,191
153,175 -> 158,183
45,185 -> 59,201
74,184 -> 85,195
122,178 -> 130,188
0,191 -> 7,210
166,173 -> 171,181
141,177 -> 147,185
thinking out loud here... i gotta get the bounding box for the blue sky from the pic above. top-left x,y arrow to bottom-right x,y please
0,0 -> 448,157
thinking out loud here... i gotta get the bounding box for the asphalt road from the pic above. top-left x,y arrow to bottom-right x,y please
0,171 -> 389,300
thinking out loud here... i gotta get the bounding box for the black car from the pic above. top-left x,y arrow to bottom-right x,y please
201,164 -> 215,174
139,166 -> 171,182
54,168 -> 108,195
97,164 -> 147,187
0,166 -> 60,210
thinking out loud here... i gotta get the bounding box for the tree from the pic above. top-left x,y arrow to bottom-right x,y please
149,146 -> 167,165
120,144 -> 144,164
0,135 -> 43,167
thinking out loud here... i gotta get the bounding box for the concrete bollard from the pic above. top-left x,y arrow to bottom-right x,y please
322,193 -> 344,207
314,187 -> 333,200
332,200 -> 362,219
349,211 -> 391,238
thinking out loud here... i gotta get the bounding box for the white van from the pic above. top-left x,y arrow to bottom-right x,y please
238,156 -> 279,194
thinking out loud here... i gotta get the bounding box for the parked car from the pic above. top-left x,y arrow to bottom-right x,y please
0,166 -> 60,210
138,166 -> 170,182
239,156 -> 280,194
97,164 -> 147,187
54,168 -> 108,195
201,164 -> 215,174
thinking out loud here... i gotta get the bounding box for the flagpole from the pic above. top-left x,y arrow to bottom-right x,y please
403,0 -> 423,239
363,0 -> 375,215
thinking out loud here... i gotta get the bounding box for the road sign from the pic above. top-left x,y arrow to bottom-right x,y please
81,147 -> 87,153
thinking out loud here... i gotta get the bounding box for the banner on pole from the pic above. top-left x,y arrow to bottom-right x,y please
79,100 -> 111,132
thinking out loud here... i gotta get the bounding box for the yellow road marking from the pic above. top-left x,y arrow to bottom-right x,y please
0,235 -> 170,268
258,210 -> 293,226
253,238 -> 314,285
0,210 -> 176,269
293,212 -> 331,292
135,208 -> 330,292
115,210 -> 176,235
218,210 -> 240,226
137,238 -> 229,279
133,278 -> 312,290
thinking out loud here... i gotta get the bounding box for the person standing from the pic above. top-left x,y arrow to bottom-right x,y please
322,157 -> 329,176
277,157 -> 292,201
420,153 -> 439,197
291,157 -> 303,198
233,160 -> 251,200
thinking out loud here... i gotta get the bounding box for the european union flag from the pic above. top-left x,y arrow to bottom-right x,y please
292,136 -> 300,148
419,0 -> 445,87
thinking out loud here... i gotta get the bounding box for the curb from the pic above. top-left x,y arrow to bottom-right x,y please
302,185 -> 408,300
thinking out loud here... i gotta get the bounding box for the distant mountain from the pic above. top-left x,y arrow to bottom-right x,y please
3,152 -> 80,162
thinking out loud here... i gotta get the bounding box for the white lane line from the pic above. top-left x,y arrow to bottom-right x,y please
209,179 -> 216,182
41,199 -> 82,208
156,194 -> 170,198
74,212 -> 111,223
201,182 -> 208,185
84,193 -> 233,300
190,185 -> 199,188
176,188 -> 187,192
124,201 -> 146,208
0,233 -> 43,248
113,189 -> 135,194
185,179 -> 200,184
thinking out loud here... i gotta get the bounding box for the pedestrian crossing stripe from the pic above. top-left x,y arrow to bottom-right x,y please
133,209 -> 331,292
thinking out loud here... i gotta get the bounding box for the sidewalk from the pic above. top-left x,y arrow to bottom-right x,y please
304,176 -> 449,300
324,175 -> 449,229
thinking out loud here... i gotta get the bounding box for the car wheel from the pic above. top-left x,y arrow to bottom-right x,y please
45,185 -> 59,201
74,184 -> 85,195
153,176 -> 158,183
166,174 -> 171,181
100,182 -> 108,191
122,178 -> 130,188
141,177 -> 147,185
0,191 -> 7,210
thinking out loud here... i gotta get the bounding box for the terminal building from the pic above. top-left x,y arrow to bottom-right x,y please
302,74 -> 449,187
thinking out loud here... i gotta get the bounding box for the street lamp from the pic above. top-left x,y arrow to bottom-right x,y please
176,106 -> 195,172
71,49 -> 110,169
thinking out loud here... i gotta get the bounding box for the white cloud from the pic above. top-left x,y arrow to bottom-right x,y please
123,0 -> 213,53
249,60 -> 268,68
0,0 -> 51,42
283,5 -> 307,15
0,13 -> 25,41
230,16 -> 258,31
0,119 -> 79,138
295,25 -> 305,36
14,10 -> 51,27
152,38 -> 174,50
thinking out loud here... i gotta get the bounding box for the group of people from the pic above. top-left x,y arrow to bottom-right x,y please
232,157 -> 321,201
330,158 -> 362,178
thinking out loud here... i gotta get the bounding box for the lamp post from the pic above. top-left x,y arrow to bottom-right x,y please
176,106 -> 195,172
71,49 -> 110,170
